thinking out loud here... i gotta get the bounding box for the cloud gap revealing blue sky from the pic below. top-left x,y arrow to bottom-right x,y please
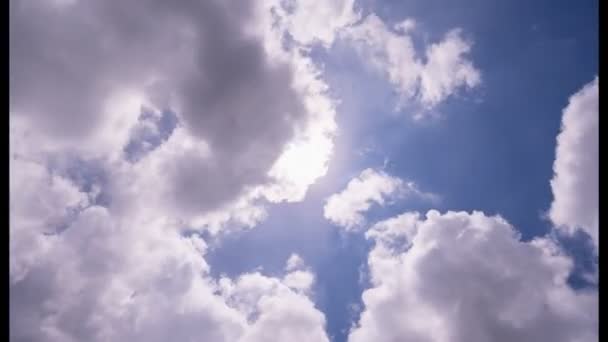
123,109 -> 179,163
9,1 -> 597,342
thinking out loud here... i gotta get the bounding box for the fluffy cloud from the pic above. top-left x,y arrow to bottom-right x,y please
350,210 -> 597,342
418,29 -> 482,108
286,253 -> 306,271
10,0 -> 338,230
283,254 -> 316,292
272,0 -> 361,47
10,0 -> 335,340
9,157 -> 88,284
10,179 -> 328,341
324,168 -> 437,230
344,14 -> 481,115
345,78 -> 598,342
222,272 -> 328,342
549,78 -> 599,247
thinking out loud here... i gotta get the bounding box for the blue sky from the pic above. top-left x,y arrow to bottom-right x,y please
10,1 -> 598,341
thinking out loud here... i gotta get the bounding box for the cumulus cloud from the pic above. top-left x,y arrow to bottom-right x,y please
342,79 -> 598,342
283,254 -> 316,292
549,78 -> 599,247
10,180 -> 329,341
10,0 -> 335,340
13,1 -> 591,342
221,272 -> 328,342
344,14 -> 481,115
9,157 -> 88,284
324,168 -> 437,230
350,210 -> 597,342
9,0 -> 338,229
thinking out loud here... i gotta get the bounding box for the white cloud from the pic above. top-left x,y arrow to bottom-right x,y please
283,254 -> 316,292
418,29 -> 481,108
343,14 -> 481,116
283,270 -> 316,293
324,168 -> 436,230
9,156 -> 88,284
324,169 -> 404,230
350,210 -> 597,342
549,78 -> 599,247
394,18 -> 416,34
225,272 -> 328,342
345,14 -> 422,101
264,2 -> 481,117
11,1 -> 596,342
262,52 -> 338,204
343,79 -> 598,342
10,193 -> 329,341
10,1 -> 335,341
272,0 -> 361,47
286,253 -> 306,271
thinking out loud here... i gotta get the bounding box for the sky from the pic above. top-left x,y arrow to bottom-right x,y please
9,1 -> 598,342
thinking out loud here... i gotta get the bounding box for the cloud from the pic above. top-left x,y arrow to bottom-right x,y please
343,14 -> 481,116
9,156 -> 88,284
10,0 -> 477,238
272,0 -> 361,47
10,1 -> 595,342
266,2 -> 481,117
394,18 -> 417,34
549,78 -> 599,248
324,169 -> 404,230
222,272 -> 328,342
342,78 -> 598,342
418,29 -> 482,108
349,210 -> 597,342
283,254 -> 316,292
10,0 -> 338,230
324,168 -> 436,230
10,1 -> 335,341
286,253 -> 306,271
10,182 -> 329,341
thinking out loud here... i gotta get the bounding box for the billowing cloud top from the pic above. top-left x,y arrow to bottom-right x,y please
10,0 -> 338,340
549,78 -> 599,248
351,210 -> 597,342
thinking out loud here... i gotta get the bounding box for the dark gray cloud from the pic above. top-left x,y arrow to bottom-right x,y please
10,0 -> 307,213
